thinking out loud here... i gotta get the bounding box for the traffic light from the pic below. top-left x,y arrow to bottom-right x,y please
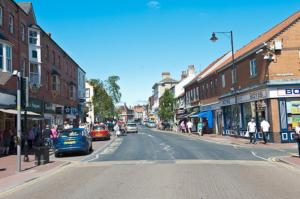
21,77 -> 29,109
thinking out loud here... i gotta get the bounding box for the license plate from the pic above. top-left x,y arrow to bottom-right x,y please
97,133 -> 104,136
64,141 -> 76,144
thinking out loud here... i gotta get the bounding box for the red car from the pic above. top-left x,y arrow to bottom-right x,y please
91,124 -> 110,140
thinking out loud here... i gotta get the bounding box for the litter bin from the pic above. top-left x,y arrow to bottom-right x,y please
34,146 -> 49,166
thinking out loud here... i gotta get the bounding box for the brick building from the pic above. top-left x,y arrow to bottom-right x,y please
184,10 -> 300,143
0,0 -> 84,132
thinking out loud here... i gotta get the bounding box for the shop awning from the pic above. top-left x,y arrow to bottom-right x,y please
192,111 -> 213,128
0,109 -> 40,116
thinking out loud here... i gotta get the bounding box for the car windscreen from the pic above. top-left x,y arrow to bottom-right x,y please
59,130 -> 82,138
93,126 -> 106,130
127,123 -> 137,127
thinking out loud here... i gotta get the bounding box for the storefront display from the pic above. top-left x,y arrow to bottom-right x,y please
286,99 -> 300,130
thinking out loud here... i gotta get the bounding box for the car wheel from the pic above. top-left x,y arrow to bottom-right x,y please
89,145 -> 93,152
54,153 -> 59,158
107,136 -> 111,140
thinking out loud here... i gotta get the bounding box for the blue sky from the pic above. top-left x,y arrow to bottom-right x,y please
23,0 -> 300,105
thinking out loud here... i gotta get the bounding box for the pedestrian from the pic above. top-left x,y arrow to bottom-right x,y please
114,124 -> 121,137
247,118 -> 257,144
0,129 -> 4,155
50,125 -> 58,148
3,128 -> 12,155
63,121 -> 71,130
187,120 -> 193,135
180,121 -> 186,133
28,127 -> 35,150
197,121 -> 203,136
260,118 -> 270,144
294,122 -> 300,157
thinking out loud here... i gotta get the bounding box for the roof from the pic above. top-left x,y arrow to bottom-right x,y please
184,52 -> 231,88
217,10 -> 300,72
159,77 -> 178,84
17,2 -> 32,14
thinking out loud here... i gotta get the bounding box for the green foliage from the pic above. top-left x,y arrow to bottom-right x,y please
158,89 -> 175,122
105,76 -> 122,104
88,79 -> 115,122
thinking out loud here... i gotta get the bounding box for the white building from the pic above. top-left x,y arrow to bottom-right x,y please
152,72 -> 178,121
85,81 -> 94,125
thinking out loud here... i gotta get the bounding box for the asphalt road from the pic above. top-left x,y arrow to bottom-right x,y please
2,127 -> 300,199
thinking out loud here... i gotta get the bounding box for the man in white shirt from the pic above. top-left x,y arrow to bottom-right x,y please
295,122 -> 300,157
260,118 -> 270,144
187,121 -> 193,135
247,118 -> 257,144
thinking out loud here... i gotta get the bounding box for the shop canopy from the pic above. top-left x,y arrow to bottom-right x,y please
191,111 -> 213,128
0,109 -> 40,116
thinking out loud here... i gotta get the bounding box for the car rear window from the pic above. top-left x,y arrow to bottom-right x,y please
59,130 -> 82,137
94,125 -> 106,130
127,123 -> 137,127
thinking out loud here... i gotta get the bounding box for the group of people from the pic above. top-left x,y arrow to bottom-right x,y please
179,120 -> 194,135
0,121 -> 74,156
247,118 -> 271,144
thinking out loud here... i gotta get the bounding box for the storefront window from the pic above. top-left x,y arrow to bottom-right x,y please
223,105 -> 241,130
242,102 -> 256,129
286,99 -> 300,130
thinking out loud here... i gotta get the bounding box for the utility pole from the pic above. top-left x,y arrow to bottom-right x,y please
16,72 -> 22,172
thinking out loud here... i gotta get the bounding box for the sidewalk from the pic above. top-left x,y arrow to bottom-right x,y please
0,154 -> 68,193
155,128 -> 297,150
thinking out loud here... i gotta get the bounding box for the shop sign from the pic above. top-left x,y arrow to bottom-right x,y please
44,102 -> 55,113
28,98 -> 42,113
64,106 -> 78,115
221,90 -> 268,106
0,93 -> 15,106
276,88 -> 300,97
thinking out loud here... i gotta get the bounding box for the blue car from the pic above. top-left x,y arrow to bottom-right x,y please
54,128 -> 93,157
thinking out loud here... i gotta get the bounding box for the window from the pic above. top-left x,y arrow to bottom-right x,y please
29,30 -> 37,44
58,56 -> 61,67
29,63 -> 40,85
86,88 -> 90,98
250,59 -> 257,77
0,44 -> 3,70
69,85 -> 76,99
52,75 -> 60,92
21,59 -> 26,77
222,74 -> 226,88
231,68 -> 237,84
0,43 -> 12,72
32,50 -> 37,59
0,7 -> 3,27
8,15 -> 13,34
6,46 -> 11,72
21,24 -> 25,42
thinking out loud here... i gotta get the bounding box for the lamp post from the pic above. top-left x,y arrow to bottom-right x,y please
210,31 -> 239,135
12,70 -> 22,172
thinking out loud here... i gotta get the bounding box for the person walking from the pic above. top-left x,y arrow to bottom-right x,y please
294,122 -> 300,157
247,118 -> 257,144
180,121 -> 186,133
50,125 -> 58,149
3,128 -> 12,155
187,120 -> 193,135
260,118 -> 270,144
197,121 -> 203,136
28,127 -> 35,150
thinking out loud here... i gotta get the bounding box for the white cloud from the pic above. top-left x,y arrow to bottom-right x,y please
147,1 -> 160,9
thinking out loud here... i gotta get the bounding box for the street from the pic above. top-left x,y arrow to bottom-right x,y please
2,127 -> 300,199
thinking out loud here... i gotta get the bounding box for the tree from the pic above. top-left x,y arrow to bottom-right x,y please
105,76 -> 121,104
158,89 -> 175,122
89,79 -> 115,122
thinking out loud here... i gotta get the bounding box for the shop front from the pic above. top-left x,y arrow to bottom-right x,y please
64,106 -> 78,125
200,102 -> 222,135
220,89 -> 271,141
269,86 -> 300,143
0,92 -> 16,131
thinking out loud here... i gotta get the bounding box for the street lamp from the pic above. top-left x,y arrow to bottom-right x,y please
12,70 -> 22,172
210,31 -> 239,136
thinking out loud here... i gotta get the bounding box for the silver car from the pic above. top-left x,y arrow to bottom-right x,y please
126,123 -> 138,133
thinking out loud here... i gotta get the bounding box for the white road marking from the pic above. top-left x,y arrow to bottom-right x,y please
147,134 -> 154,138
87,138 -> 123,162
251,151 -> 268,161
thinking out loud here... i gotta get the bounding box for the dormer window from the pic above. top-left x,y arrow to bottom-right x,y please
29,30 -> 38,45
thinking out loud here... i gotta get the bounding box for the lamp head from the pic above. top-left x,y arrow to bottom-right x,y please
12,70 -> 18,76
210,32 -> 218,42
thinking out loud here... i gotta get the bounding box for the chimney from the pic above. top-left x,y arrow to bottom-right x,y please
187,65 -> 195,76
181,71 -> 187,80
48,32 -> 52,38
162,72 -> 170,80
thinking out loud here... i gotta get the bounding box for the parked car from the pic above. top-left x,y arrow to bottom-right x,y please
54,128 -> 93,157
126,122 -> 138,133
147,121 -> 156,128
91,124 -> 110,140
